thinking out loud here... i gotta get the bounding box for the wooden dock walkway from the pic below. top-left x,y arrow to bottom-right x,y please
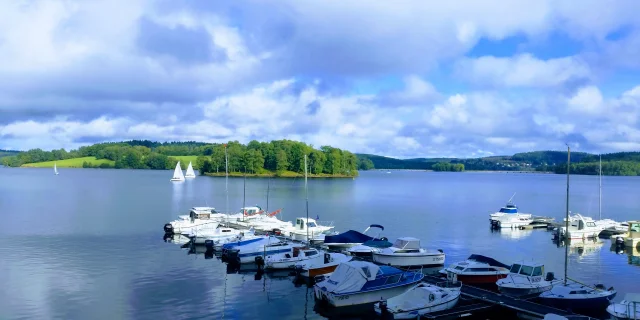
422,276 -> 596,319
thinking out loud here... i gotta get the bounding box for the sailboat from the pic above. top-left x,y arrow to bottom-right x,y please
185,161 -> 196,179
54,162 -> 59,175
170,161 -> 185,182
594,155 -> 627,234
539,146 -> 616,313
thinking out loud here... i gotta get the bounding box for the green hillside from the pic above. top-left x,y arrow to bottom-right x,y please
22,157 -> 115,168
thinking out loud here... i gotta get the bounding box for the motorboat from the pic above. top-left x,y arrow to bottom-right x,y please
265,247 -> 322,270
163,207 -> 226,234
607,293 -> 640,320
374,282 -> 461,319
313,261 -> 424,307
539,146 -> 617,314
347,239 -> 393,257
231,210 -> 292,232
221,236 -> 304,264
323,224 -> 386,249
206,228 -> 259,251
283,217 -> 335,242
496,261 -> 557,297
489,193 -> 532,228
439,254 -> 510,285
295,252 -> 352,279
556,213 -> 602,240
372,237 -> 445,267
186,225 -> 240,245
615,221 -> 640,249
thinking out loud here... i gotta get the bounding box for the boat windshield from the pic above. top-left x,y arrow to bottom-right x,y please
519,265 -> 534,276
586,222 -> 597,227
308,222 -> 317,228
509,264 -> 521,273
532,266 -> 543,276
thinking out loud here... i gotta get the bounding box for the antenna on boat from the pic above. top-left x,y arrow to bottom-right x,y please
304,154 -> 309,244
243,166 -> 246,222
599,154 -> 602,220
564,143 -> 570,286
508,192 -> 516,204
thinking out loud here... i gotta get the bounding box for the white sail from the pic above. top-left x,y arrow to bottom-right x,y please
185,161 -> 196,178
54,162 -> 59,175
170,161 -> 185,181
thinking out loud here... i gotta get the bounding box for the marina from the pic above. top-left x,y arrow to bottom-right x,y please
1,168 -> 639,319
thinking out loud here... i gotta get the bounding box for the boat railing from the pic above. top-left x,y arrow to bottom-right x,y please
435,280 -> 463,289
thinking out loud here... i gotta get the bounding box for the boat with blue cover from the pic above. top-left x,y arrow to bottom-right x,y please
347,238 -> 393,257
323,224 -> 386,249
489,193 -> 533,229
313,260 -> 424,307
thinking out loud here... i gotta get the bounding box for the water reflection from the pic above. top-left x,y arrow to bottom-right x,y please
611,243 -> 640,266
495,228 -> 533,240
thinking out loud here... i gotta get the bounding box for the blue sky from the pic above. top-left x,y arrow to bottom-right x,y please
1,0 -> 640,158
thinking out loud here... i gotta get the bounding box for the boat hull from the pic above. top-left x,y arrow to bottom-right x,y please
300,264 -> 340,278
372,252 -> 445,267
373,295 -> 460,319
314,281 -> 418,307
539,293 -> 616,312
446,272 -> 507,285
498,284 -> 552,297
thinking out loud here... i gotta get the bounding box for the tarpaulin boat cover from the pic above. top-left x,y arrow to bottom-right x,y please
322,261 -> 380,294
362,239 -> 393,248
468,254 -> 510,269
324,230 -> 373,244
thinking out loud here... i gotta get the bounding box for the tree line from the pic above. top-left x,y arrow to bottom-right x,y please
553,161 -> 640,176
198,140 -> 358,177
1,140 -> 359,177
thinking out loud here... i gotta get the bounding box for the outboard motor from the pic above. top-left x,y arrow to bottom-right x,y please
545,272 -> 555,281
324,253 -> 331,264
204,251 -> 213,260
438,249 -> 444,253
204,240 -> 215,251
163,223 -> 174,234
615,236 -> 625,247
255,256 -> 265,268
379,299 -> 389,315
595,284 -> 606,290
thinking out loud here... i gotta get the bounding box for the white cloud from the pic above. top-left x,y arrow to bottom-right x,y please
567,86 -> 604,114
455,54 -> 591,88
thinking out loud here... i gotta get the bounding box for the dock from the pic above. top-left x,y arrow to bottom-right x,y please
421,276 -> 596,319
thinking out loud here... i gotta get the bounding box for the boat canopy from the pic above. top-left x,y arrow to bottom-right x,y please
369,224 -> 384,230
499,204 -> 518,214
324,230 -> 373,244
468,254 -> 510,269
362,239 -> 393,248
323,261 -> 380,294
393,237 -> 421,249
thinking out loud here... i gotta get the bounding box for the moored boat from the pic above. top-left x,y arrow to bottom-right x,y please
295,252 -> 352,279
347,239 -> 393,257
323,224 -> 385,249
313,261 -> 424,307
222,236 -> 304,264
439,254 -> 510,285
371,237 -> 445,267
496,261 -> 557,297
607,293 -> 640,320
265,247 -> 322,269
374,282 -> 461,319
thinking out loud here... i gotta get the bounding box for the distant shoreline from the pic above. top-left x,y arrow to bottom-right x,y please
204,172 -> 356,179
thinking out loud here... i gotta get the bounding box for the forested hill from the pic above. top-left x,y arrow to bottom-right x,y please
0,140 -> 359,177
356,150 -> 640,176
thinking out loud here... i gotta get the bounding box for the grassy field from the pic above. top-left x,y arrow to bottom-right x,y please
22,157 -> 115,168
169,156 -> 198,166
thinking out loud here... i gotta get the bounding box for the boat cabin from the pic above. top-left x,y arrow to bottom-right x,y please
241,206 -> 263,216
628,221 -> 640,236
499,203 -> 518,214
295,217 -> 318,230
446,254 -> 511,275
392,237 -> 422,253
508,262 -> 544,278
189,207 -> 219,220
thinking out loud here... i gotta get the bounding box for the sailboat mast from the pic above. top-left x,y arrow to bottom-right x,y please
266,178 -> 270,213
564,145 -> 570,286
599,154 -> 602,220
243,167 -> 246,222
305,154 -> 309,243
225,144 -> 229,220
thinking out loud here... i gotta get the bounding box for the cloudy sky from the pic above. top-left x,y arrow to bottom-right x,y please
1,0 -> 640,158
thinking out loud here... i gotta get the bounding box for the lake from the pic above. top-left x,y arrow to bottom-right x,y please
0,168 -> 638,319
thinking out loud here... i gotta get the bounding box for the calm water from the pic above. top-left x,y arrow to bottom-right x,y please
1,168 -> 639,319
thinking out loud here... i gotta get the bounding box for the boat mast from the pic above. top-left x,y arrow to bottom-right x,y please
243,166 -> 246,222
564,144 -> 570,286
599,154 -> 602,220
305,154 -> 309,243
266,178 -> 270,213
225,144 -> 229,224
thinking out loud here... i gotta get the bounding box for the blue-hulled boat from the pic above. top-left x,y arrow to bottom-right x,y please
221,236 -> 303,264
323,224 -> 386,249
314,261 -> 424,307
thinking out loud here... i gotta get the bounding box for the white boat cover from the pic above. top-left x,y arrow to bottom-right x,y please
391,285 -> 439,311
393,237 -> 421,249
323,261 -> 380,294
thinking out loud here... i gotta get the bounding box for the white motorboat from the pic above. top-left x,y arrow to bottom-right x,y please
607,293 -> 640,320
265,247 -> 322,269
439,254 -> 510,285
489,193 -> 532,228
186,225 -> 240,245
283,217 -> 335,242
374,282 -> 461,319
164,207 -> 226,234
313,261 -> 424,307
295,252 -> 352,279
372,237 -> 445,267
185,161 -> 196,178
616,221 -> 640,249
496,261 -> 558,297
539,147 -> 617,313
170,161 -> 185,182
222,236 -> 304,264
556,213 -> 602,240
